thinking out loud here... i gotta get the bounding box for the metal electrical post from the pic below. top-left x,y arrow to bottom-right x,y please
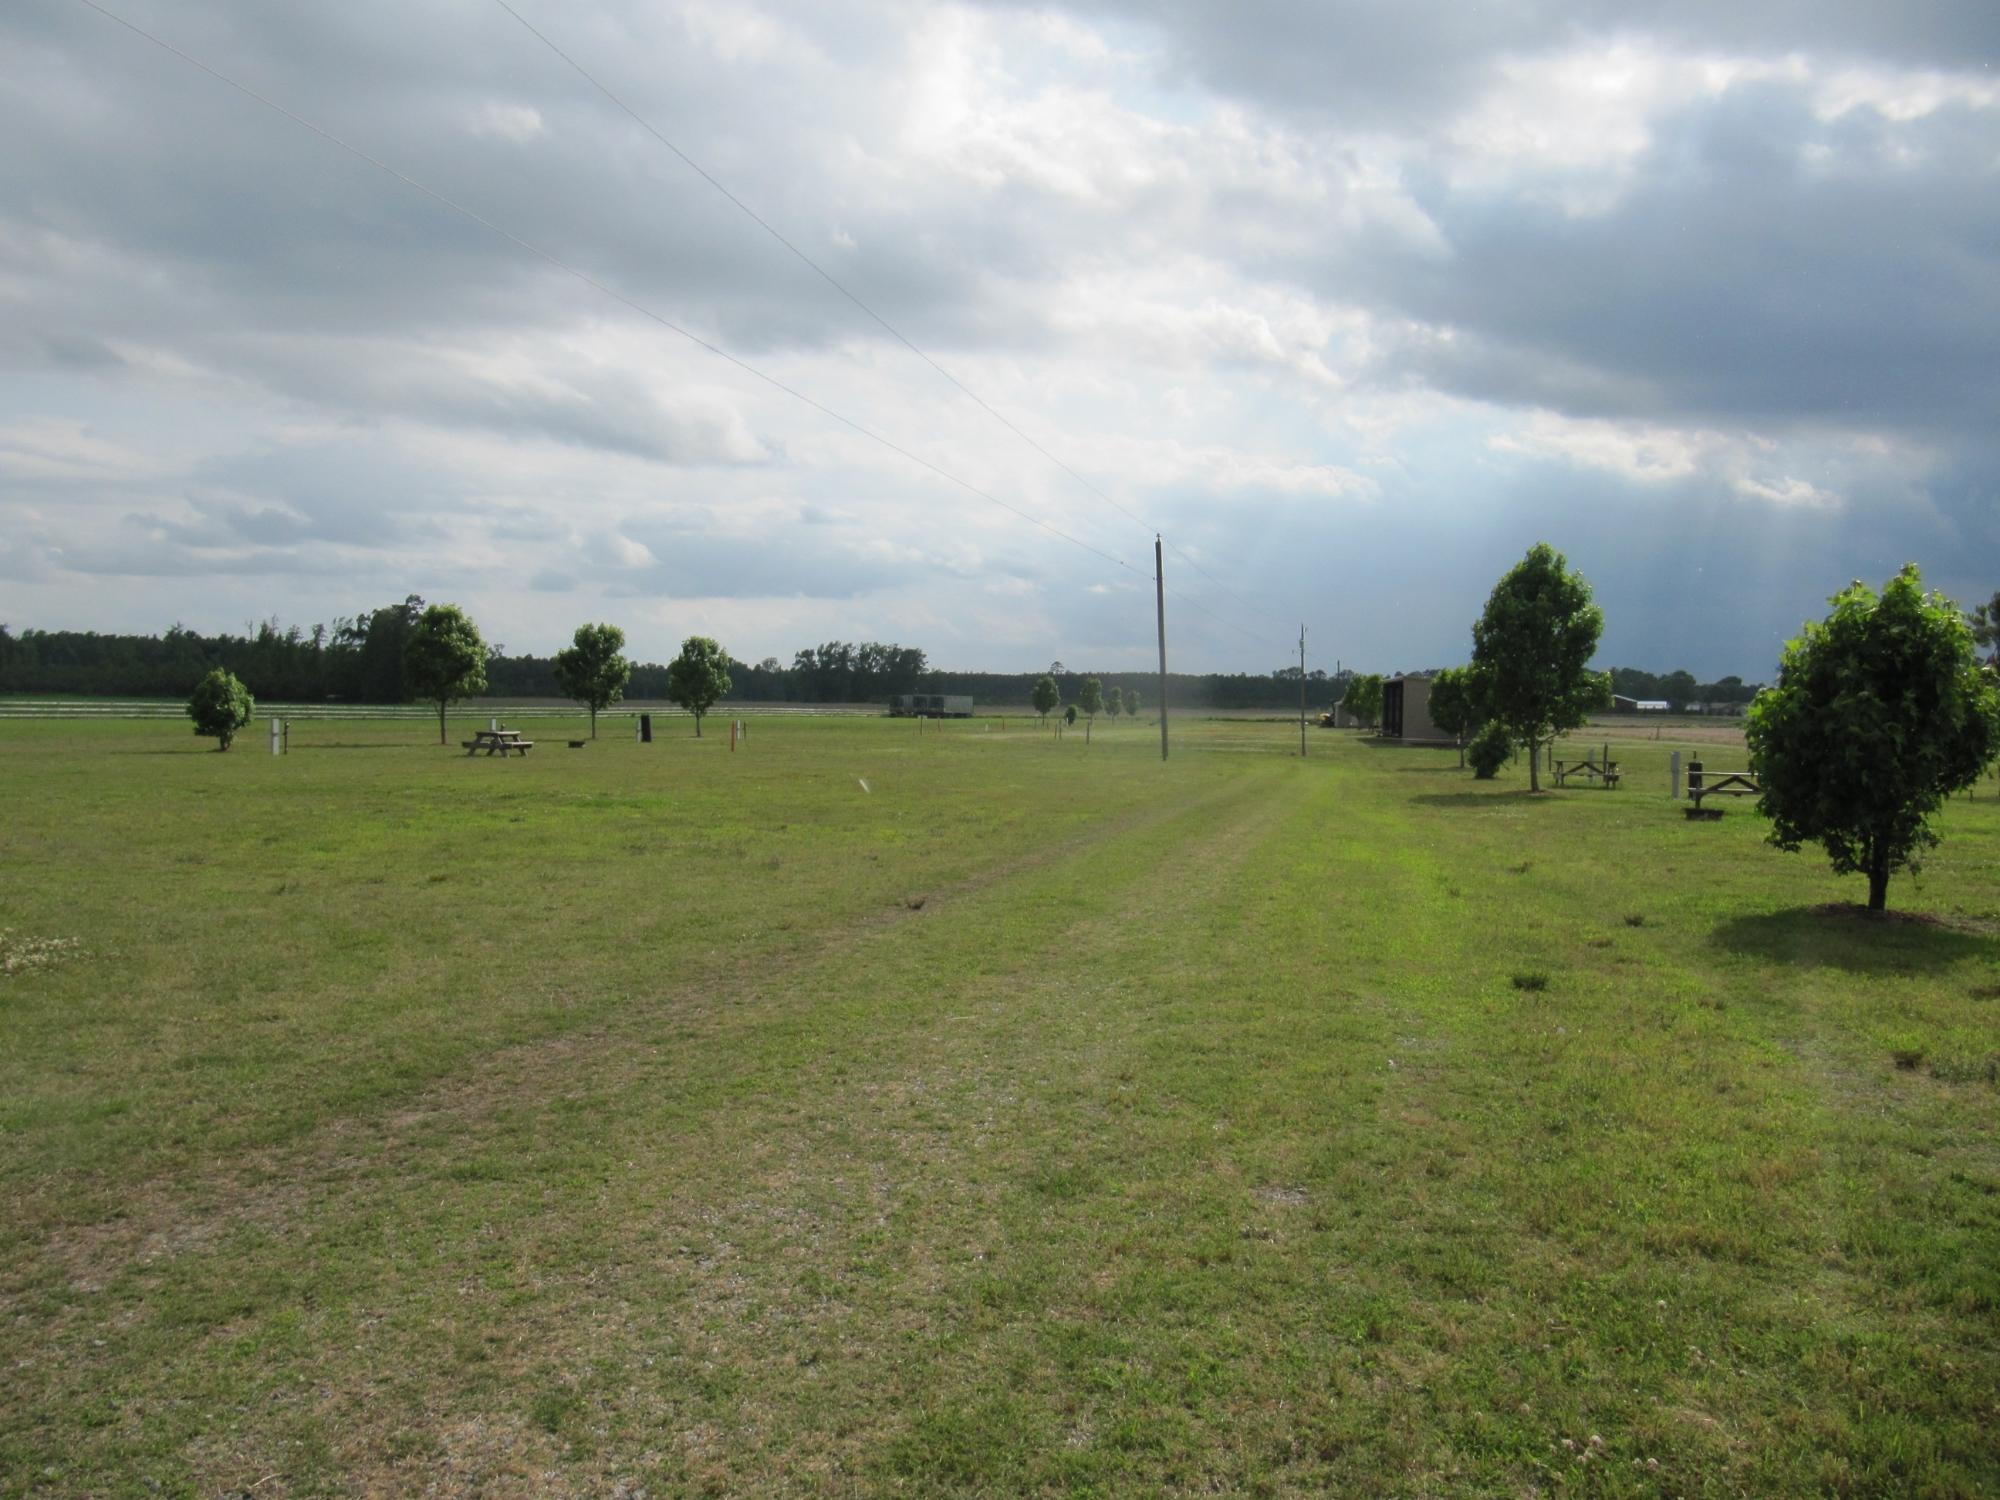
1299,624 -> 1307,756
1154,534 -> 1169,762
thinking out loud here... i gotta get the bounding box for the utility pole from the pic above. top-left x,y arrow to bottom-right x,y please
1154,534 -> 1169,762
1299,624 -> 1307,756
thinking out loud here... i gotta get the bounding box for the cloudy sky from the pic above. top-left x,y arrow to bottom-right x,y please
3,0 -> 1996,676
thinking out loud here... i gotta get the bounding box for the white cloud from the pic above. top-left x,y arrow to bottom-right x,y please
467,103 -> 547,143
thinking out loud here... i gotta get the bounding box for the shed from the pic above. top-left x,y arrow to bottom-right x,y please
1380,673 -> 1453,745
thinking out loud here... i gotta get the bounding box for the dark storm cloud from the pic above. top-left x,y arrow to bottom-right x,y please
994,0 -> 2000,124
1340,87 -> 2000,438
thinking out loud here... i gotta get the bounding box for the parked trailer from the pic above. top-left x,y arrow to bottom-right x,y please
887,694 -> 975,718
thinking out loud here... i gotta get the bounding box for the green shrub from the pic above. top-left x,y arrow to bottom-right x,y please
186,669 -> 254,751
1467,721 -> 1512,779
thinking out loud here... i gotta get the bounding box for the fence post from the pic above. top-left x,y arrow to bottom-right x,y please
270,718 -> 282,756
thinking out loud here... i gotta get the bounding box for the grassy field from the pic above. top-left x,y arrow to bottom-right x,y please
1,713 -> 1996,1497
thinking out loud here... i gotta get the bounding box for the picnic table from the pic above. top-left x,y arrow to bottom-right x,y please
462,727 -> 534,757
1686,767 -> 1756,817
1553,756 -> 1620,788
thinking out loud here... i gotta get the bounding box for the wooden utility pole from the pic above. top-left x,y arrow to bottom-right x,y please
1154,534 -> 1169,762
1299,624 -> 1307,756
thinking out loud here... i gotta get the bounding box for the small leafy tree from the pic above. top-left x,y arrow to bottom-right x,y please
1471,543 -> 1610,791
1747,565 -> 2000,912
1341,673 -> 1383,728
1032,674 -> 1060,728
666,635 -> 732,737
404,604 -> 489,745
1467,720 -> 1512,779
552,622 -> 631,739
1106,686 -> 1124,719
1078,676 -> 1103,741
1969,589 -> 2000,666
1064,705 -> 1077,726
187,668 -> 253,751
1126,685 -> 1142,719
1428,666 -> 1479,768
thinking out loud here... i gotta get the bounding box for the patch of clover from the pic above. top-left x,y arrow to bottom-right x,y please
0,929 -> 82,977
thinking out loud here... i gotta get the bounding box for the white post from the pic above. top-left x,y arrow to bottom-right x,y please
1670,750 -> 1682,799
270,718 -> 282,756
490,716 -> 500,732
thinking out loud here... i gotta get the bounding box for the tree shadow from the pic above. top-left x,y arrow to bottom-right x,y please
1710,904 -> 2000,976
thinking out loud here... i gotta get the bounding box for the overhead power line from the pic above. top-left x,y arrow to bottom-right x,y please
487,0 -> 1302,641
75,0 -> 1300,667
71,0 -> 1145,583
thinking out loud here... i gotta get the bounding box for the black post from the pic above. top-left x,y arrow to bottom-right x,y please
640,712 -> 653,743
1154,535 -> 1169,762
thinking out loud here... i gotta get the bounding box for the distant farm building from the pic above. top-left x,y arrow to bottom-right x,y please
888,693 -> 974,718
1380,674 -> 1453,745
1611,695 -> 1671,712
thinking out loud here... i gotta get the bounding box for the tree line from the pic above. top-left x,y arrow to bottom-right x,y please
2,613 -> 1355,708
1605,667 -> 1758,710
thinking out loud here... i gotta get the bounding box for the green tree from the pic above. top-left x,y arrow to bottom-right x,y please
551,622 -> 631,739
1064,705 -> 1077,726
1467,719 -> 1512,779
1427,666 -> 1482,768
1341,673 -> 1383,728
404,604 -> 488,745
1471,544 -> 1610,792
186,668 -> 253,751
1969,590 -> 2000,666
1126,685 -> 1142,719
1032,674 -> 1060,728
1747,565 -> 2000,913
1106,685 -> 1123,719
666,635 -> 732,737
1078,676 -> 1103,741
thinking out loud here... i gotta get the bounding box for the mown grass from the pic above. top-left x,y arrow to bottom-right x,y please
1,713 -> 1996,1497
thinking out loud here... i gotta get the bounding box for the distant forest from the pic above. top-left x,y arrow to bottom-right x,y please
0,602 -> 1332,709
0,601 -> 1758,711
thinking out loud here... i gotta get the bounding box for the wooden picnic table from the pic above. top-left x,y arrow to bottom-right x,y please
1553,757 -> 1620,788
462,727 -> 535,757
1687,770 -> 1756,813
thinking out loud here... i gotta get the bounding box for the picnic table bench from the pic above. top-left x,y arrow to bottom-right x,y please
1553,757 -> 1620,788
1686,768 -> 1756,817
462,727 -> 534,757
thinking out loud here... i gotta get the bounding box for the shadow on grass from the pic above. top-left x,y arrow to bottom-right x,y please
1711,904 -> 2000,976
1410,789 -> 1560,808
